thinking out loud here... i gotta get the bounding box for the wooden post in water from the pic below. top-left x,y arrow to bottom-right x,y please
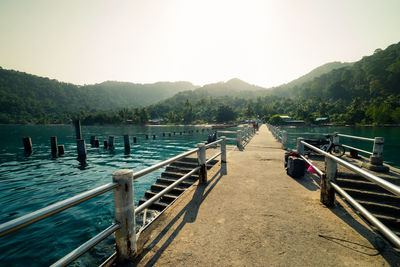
133,136 -> 137,144
153,135 -> 156,140
322,157 -> 336,207
123,134 -> 130,151
197,142 -> 207,184
104,140 -> 108,149
22,137 -> 32,155
145,134 -> 149,139
58,145 -> 65,156
74,120 -> 82,139
108,136 -> 115,149
94,140 -> 100,148
173,132 -> 176,135
163,132 -> 165,137
77,139 -> 87,160
50,136 -> 58,157
168,133 -> 171,137
112,169 -> 136,262
90,136 -> 96,146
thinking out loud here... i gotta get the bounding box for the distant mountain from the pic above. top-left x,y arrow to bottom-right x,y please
0,67 -> 196,123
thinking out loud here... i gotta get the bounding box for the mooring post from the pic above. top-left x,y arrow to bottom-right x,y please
133,137 -> 137,144
153,135 -> 156,140
322,157 -> 337,207
112,169 -> 136,262
236,130 -> 243,149
74,120 -> 82,140
58,145 -> 65,156
163,132 -> 165,137
22,137 -> 32,155
94,140 -> 100,148
197,143 -> 207,184
145,134 -> 148,139
50,136 -> 58,157
370,137 -> 384,165
168,133 -> 171,137
90,136 -> 96,146
108,136 -> 115,149
282,130 -> 287,150
104,140 -> 108,149
173,132 -> 176,135
123,134 -> 130,151
296,138 -> 304,155
77,139 -> 87,160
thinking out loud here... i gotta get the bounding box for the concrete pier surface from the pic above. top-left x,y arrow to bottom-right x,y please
134,125 -> 400,266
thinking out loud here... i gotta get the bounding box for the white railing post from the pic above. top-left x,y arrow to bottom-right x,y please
333,132 -> 339,145
370,137 -> 384,165
282,130 -> 287,150
323,157 -> 337,207
197,143 -> 207,184
221,136 -> 227,175
296,138 -> 304,155
320,157 -> 337,207
237,130 -> 243,149
112,169 -> 136,262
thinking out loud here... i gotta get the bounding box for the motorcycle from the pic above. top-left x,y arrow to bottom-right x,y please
303,134 -> 345,157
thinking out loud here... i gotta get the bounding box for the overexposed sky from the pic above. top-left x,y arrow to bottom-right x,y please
1,0 -> 399,87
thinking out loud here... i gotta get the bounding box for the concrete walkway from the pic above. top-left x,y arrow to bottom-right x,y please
135,125 -> 399,266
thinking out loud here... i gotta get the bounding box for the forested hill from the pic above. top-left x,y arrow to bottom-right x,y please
274,42 -> 400,99
271,61 -> 353,97
0,68 -> 196,123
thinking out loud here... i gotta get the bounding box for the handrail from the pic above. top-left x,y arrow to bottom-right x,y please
301,141 -> 400,197
299,141 -> 400,249
206,152 -> 222,164
341,144 -> 373,155
338,133 -> 375,142
51,223 -> 120,267
133,147 -> 199,180
0,182 -> 118,237
205,139 -> 223,148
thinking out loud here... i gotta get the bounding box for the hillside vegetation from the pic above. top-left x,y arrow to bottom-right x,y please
1,41 -> 400,125
0,68 -> 196,123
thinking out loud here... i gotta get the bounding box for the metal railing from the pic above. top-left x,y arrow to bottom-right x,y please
0,137 -> 228,266
297,139 -> 400,249
267,124 -> 385,166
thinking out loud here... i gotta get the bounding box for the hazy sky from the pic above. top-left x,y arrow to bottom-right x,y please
1,0 -> 400,87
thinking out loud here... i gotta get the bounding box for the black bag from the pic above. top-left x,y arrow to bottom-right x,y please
286,156 -> 305,178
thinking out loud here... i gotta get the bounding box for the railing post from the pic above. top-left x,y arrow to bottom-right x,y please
197,143 -> 207,184
237,130 -> 243,149
333,132 -> 339,145
322,157 -> 336,207
370,137 -> 384,165
282,130 -> 287,150
112,169 -> 136,262
296,138 -> 304,155
221,136 -> 227,175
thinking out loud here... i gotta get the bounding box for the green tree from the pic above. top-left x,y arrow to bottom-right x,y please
216,104 -> 236,122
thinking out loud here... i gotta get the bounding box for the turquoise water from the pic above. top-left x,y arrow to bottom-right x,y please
0,124 -> 218,266
282,126 -> 400,168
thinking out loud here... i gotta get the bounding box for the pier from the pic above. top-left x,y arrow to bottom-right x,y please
134,125 -> 399,266
1,124 -> 400,265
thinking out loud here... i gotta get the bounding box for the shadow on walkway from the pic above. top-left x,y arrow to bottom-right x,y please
134,167 -> 225,266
